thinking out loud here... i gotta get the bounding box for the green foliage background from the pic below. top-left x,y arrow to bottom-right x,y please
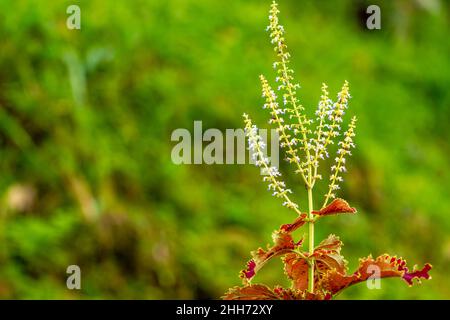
0,0 -> 448,299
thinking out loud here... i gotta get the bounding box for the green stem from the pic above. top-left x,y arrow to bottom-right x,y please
307,186 -> 314,293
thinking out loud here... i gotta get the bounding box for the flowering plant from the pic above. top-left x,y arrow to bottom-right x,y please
223,1 -> 431,300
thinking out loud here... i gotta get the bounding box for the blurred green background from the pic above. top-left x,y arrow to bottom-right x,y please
0,0 -> 448,299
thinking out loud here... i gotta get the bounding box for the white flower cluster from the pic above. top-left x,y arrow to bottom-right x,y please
307,82 -> 352,187
308,83 -> 332,182
313,84 -> 332,158
267,5 -> 300,106
243,113 -> 300,212
324,116 -> 357,204
266,1 -> 313,184
260,75 -> 303,169
325,81 -> 351,142
241,1 -> 359,219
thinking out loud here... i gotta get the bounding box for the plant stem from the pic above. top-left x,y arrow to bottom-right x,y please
307,185 -> 314,293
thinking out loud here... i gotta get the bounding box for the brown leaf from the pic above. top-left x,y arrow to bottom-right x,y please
313,235 -> 348,276
300,291 -> 332,300
283,253 -> 309,291
312,198 -> 356,217
222,284 -> 280,300
314,250 -> 347,276
223,284 -> 332,300
315,234 -> 342,251
272,286 -> 300,300
276,287 -> 332,300
280,213 -> 308,233
282,235 -> 347,292
240,230 -> 303,282
321,254 -> 432,295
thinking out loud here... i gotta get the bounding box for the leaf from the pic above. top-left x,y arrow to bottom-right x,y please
283,253 -> 309,291
313,235 -> 348,276
312,198 -> 356,217
240,230 -> 303,282
313,250 -> 347,276
240,214 -> 307,282
321,254 -> 432,295
280,213 -> 308,233
300,291 -> 333,300
273,286 -> 300,300
283,235 -> 347,291
315,234 -> 342,251
241,260 -> 256,279
223,284 -> 332,300
403,263 -> 432,286
275,287 -> 332,300
222,284 -> 280,300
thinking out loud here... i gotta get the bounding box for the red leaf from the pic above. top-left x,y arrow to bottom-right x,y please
242,260 -> 256,279
403,263 -> 432,286
222,284 -> 280,300
314,250 -> 348,276
282,235 -> 347,292
273,286 -> 300,300
313,235 -> 348,276
240,230 -> 303,282
312,198 -> 356,217
223,284 -> 332,300
301,291 -> 333,300
321,254 -> 432,295
280,213 -> 308,233
283,253 -> 309,291
315,234 -> 342,251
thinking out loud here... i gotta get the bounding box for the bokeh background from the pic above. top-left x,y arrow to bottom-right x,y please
0,0 -> 448,299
